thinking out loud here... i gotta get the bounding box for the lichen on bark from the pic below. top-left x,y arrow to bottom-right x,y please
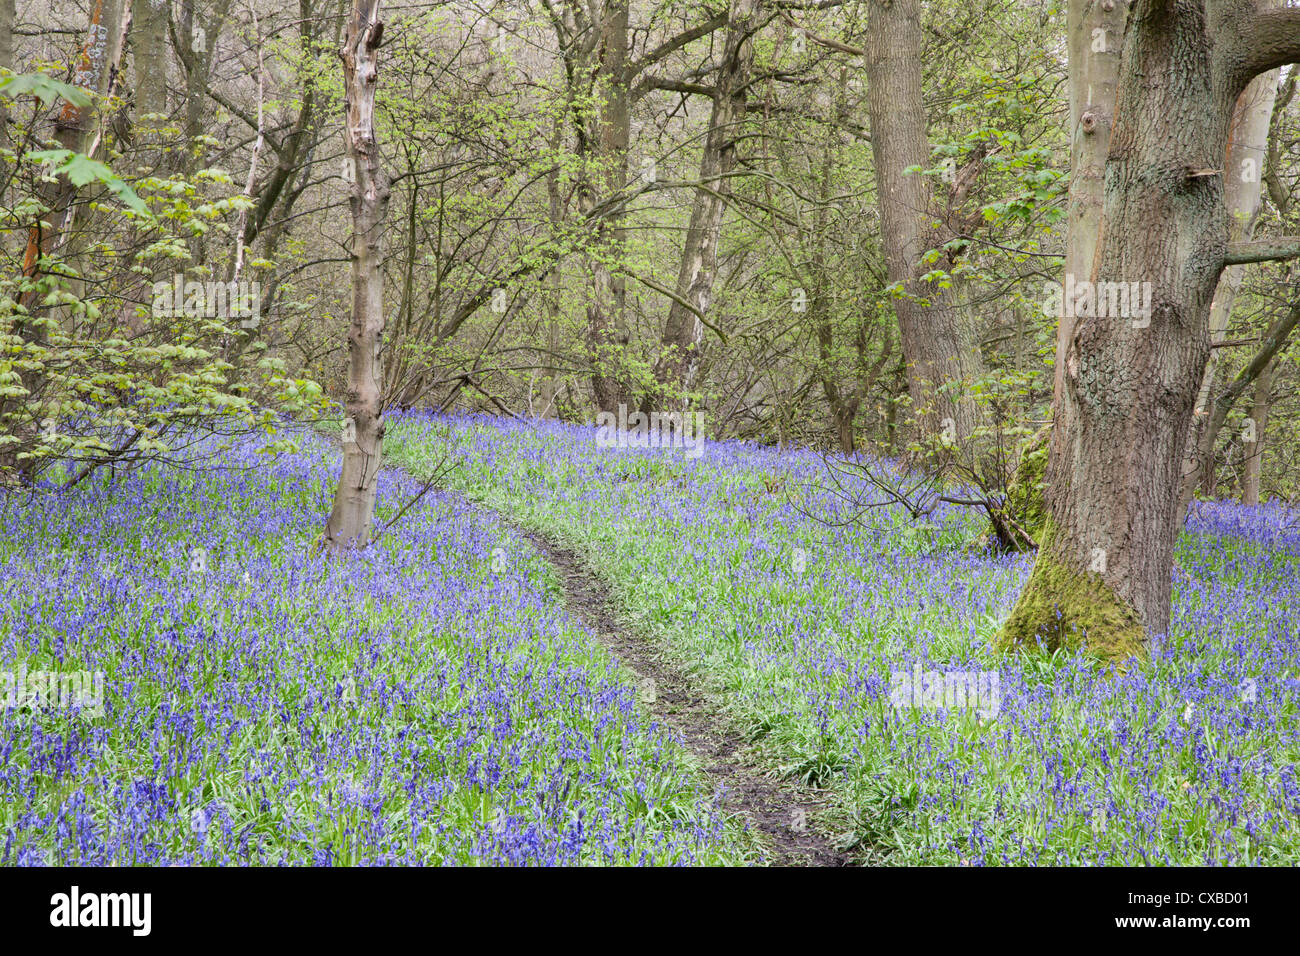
997,521 -> 1147,666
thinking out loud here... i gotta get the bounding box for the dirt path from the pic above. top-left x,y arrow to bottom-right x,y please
499,514 -> 851,867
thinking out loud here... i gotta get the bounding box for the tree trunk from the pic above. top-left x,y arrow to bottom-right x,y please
581,1 -> 634,413
0,0 -> 14,153
1197,358 -> 1223,499
176,0 -> 232,171
1041,0 -> 1128,503
864,0 -> 984,444
809,66 -> 868,454
653,0 -> 760,403
1180,62 -> 1279,506
1188,293 -> 1300,510
323,0 -> 389,552
1241,355 -> 1274,504
1182,284 -> 1300,514
131,0 -> 168,120
1000,0 -> 1292,662
3,0 -> 126,482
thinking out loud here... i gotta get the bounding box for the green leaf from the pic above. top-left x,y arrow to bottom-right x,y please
0,72 -> 93,109
26,150 -> 151,216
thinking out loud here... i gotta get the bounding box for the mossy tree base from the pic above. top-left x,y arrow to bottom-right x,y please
997,534 -> 1148,666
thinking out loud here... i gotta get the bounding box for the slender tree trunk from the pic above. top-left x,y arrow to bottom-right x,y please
1007,0 -> 1126,539
28,0 -> 125,265
131,0 -> 168,120
1189,293 -> 1300,508
811,66 -> 861,454
3,0 -> 126,481
175,0 -> 231,171
536,115 -> 568,418
0,0 -> 14,153
864,0 -> 983,444
1056,0 -> 1127,406
1196,359 -> 1223,499
323,0 -> 389,551
653,0 -> 761,402
581,0 -> 633,413
18,2 -> 124,316
1183,287 -> 1299,514
1241,355 -> 1275,504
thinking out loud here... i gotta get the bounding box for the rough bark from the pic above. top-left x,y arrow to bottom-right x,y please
323,0 -> 389,551
131,0 -> 168,120
1180,60 -> 1279,506
653,0 -> 761,402
864,0 -> 984,444
1043,0 -> 1130,498
1000,0 -> 1300,662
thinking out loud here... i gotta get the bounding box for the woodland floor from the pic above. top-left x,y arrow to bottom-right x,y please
477,494 -> 851,866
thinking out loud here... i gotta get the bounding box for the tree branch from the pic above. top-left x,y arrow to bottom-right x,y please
1237,9 -> 1300,84
1224,237 -> 1300,265
778,9 -> 863,56
626,12 -> 727,82
1203,296 -> 1300,450
629,271 -> 730,342
636,77 -> 717,97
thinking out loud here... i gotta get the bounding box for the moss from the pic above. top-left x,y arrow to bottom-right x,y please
1000,424 -> 1051,547
996,521 -> 1148,666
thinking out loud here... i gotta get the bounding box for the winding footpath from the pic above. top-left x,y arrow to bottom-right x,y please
469,494 -> 851,866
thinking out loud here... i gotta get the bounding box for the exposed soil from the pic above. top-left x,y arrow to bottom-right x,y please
498,512 -> 852,867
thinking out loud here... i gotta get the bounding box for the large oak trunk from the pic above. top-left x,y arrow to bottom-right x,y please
1000,0 -> 1280,661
